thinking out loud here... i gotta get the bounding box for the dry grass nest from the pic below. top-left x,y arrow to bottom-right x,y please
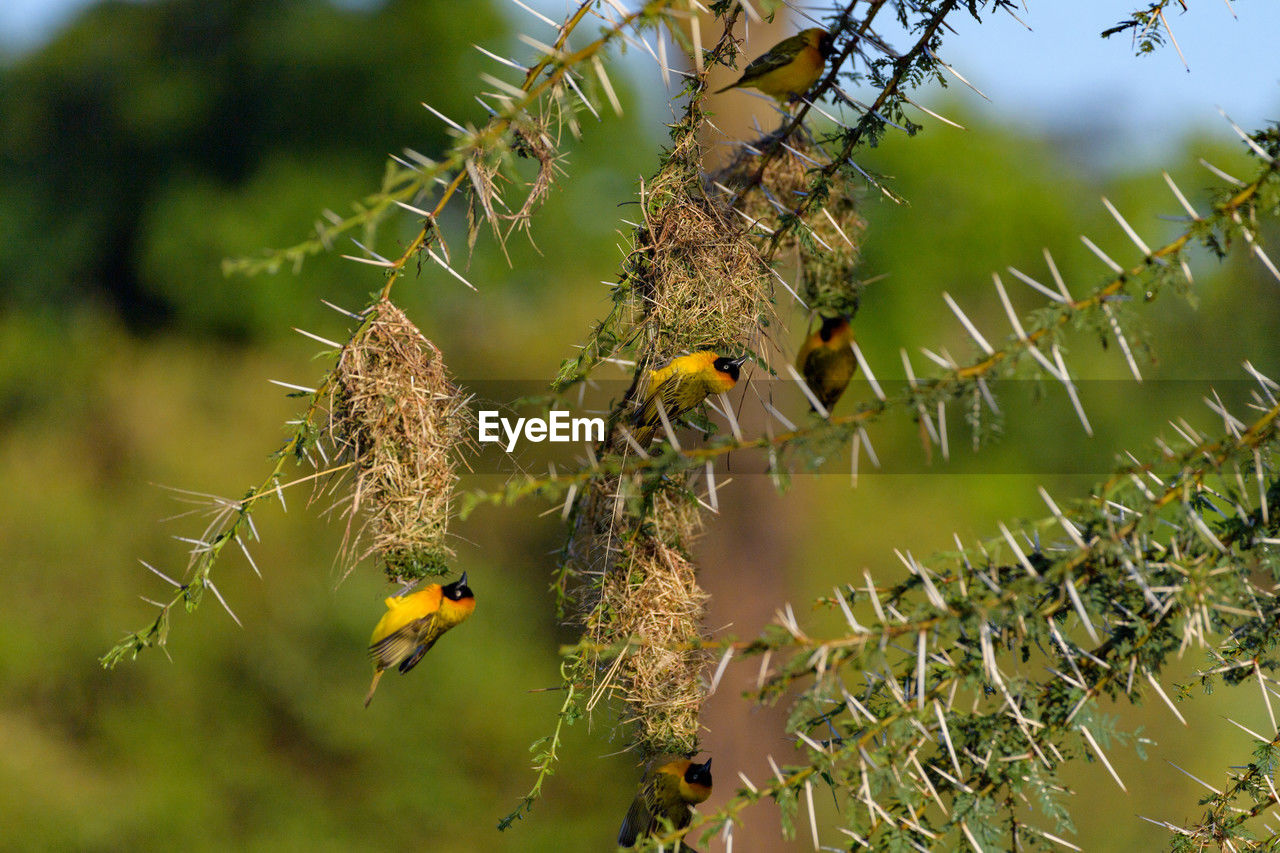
625,167 -> 773,360
711,132 -> 866,318
328,300 -> 472,581
582,485 -> 710,755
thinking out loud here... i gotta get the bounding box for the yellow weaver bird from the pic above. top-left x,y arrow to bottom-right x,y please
715,27 -> 834,102
629,352 -> 746,446
796,315 -> 856,413
364,573 -> 475,707
617,755 -> 713,849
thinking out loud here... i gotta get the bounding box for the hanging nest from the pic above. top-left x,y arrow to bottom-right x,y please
327,300 -> 472,581
583,484 -> 710,756
623,163 -> 773,361
710,132 -> 866,319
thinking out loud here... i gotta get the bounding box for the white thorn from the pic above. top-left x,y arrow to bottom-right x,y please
925,48 -> 990,101
591,56 -> 622,116
1042,248 -> 1073,301
292,328 -> 344,349
942,292 -> 994,354
1102,197 -> 1153,256
1007,266 -> 1066,303
508,0 -> 556,27
998,521 -> 1040,578
1200,158 -> 1245,187
268,379 -> 317,394
1080,235 -> 1124,273
786,363 -> 830,418
1162,171 -> 1200,219
421,101 -> 466,133
850,341 -> 885,401
1079,725 -> 1126,791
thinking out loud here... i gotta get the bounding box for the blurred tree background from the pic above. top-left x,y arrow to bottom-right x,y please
1,0 -> 1278,849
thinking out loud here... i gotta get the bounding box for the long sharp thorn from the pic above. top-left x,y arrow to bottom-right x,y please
1079,726 -> 1126,791
1043,248 -> 1073,301
508,0 -> 557,27
1054,345 -> 1093,436
421,101 -> 466,133
392,199 -> 433,218
206,580 -> 243,628
269,379 -> 317,394
1038,486 -> 1087,548
850,341 -> 885,400
656,30 -> 672,90
591,56 -> 622,116
1065,576 -> 1101,644
737,0 -> 763,23
924,48 -> 990,101
293,328 -> 343,349
235,535 -> 261,579
426,248 -> 477,291
141,560 -> 182,587
1145,670 -> 1187,725
1080,235 -> 1124,273
786,363 -> 829,418
992,273 -> 1027,338
320,299 -> 364,320
943,292 -> 994,354
340,253 -> 396,268
1007,265 -> 1067,303
1157,10 -> 1188,70
999,521 -> 1040,578
1162,171 -> 1200,219
1102,197 -> 1154,256
473,44 -> 528,72
1200,158 -> 1245,186
1102,304 -> 1142,381
903,94 -> 966,129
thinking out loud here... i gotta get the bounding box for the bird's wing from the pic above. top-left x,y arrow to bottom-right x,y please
635,372 -> 695,429
397,635 -> 440,674
803,346 -> 857,404
368,611 -> 439,669
739,33 -> 810,82
617,788 -> 656,846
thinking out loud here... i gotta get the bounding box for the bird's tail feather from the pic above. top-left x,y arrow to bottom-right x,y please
363,669 -> 383,708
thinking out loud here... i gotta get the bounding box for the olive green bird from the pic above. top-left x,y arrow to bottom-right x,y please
796,315 -> 857,413
715,28 -> 834,102
617,755 -> 713,850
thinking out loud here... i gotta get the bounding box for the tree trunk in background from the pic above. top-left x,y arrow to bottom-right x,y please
676,11 -> 805,850
697,476 -> 802,851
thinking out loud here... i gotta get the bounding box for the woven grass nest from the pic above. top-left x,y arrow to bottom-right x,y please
583,483 -> 710,756
327,300 -> 472,581
625,165 -> 773,362
711,131 -> 866,318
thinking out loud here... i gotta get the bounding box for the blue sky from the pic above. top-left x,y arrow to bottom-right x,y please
4,0 -> 1278,149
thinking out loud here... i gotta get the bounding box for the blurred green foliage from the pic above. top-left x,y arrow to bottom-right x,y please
2,0 -> 1279,849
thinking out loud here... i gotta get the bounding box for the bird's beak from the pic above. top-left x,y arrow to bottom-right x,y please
728,356 -> 748,368
701,758 -> 712,770
458,571 -> 468,586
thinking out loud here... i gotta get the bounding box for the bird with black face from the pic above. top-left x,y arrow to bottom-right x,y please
363,573 -> 475,707
796,315 -> 857,414
617,755 -> 713,850
629,352 -> 747,446
715,28 -> 835,102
